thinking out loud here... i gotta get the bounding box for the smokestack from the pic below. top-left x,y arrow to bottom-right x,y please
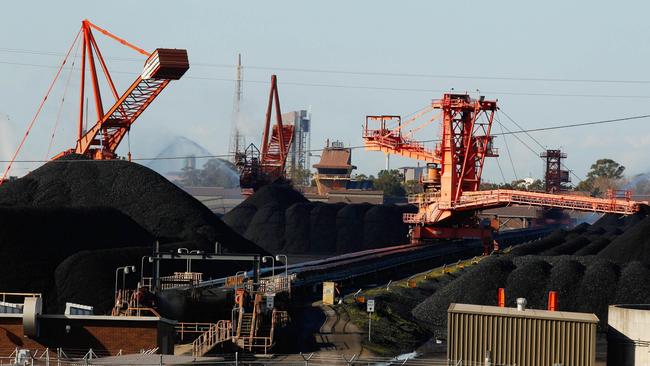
516,298 -> 527,311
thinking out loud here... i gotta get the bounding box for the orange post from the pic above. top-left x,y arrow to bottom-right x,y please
548,291 -> 558,311
497,287 -> 505,307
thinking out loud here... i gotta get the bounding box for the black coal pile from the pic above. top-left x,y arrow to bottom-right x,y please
0,206 -> 152,311
0,158 -> 262,253
508,229 -> 568,256
574,237 -> 611,256
411,257 -> 515,336
0,159 -> 265,313
309,203 -> 345,253
598,213 -> 650,265
504,259 -> 551,309
223,184 -> 415,254
336,203 -> 372,253
545,259 -> 586,312
576,259 -> 620,329
283,202 -> 314,253
614,261 -> 650,304
541,235 -> 590,256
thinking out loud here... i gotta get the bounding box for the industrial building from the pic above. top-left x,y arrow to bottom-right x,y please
447,302 -> 598,366
607,304 -> 650,366
283,110 -> 312,186
0,294 -> 175,355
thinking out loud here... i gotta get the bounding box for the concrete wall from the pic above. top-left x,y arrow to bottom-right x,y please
608,305 -> 650,366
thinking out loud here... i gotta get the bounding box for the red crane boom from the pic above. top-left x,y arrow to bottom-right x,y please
237,75 -> 294,193
54,20 -> 189,160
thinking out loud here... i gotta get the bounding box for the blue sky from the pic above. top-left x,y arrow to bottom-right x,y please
1,0 -> 649,184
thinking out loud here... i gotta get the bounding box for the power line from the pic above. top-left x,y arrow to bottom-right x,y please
496,114 -> 518,181
4,60 -> 650,99
3,47 -> 650,85
5,112 -> 649,165
498,109 -> 585,182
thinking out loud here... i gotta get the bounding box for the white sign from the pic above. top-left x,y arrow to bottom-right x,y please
266,295 -> 275,309
367,299 -> 375,313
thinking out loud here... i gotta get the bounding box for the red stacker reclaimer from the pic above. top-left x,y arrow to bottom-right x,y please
236,75 -> 294,194
54,20 -> 189,161
363,93 -> 646,250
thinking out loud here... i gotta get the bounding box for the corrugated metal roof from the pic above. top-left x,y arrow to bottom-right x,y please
313,148 -> 356,169
448,303 -> 599,323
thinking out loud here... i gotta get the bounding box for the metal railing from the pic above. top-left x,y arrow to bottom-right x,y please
191,320 -> 232,357
0,348 -> 517,365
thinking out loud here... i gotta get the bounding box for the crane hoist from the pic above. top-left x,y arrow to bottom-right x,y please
363,93 -> 645,250
53,19 -> 189,161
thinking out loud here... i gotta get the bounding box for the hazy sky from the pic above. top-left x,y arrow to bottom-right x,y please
1,0 -> 649,184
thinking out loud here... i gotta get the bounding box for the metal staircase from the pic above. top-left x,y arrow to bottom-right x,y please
191,320 -> 232,357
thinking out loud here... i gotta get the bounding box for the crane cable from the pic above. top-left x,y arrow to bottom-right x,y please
0,29 -> 82,185
499,108 -> 585,182
45,38 -> 81,160
495,113 -> 518,181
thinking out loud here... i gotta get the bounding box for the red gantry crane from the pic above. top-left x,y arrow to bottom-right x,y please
364,93 -> 645,249
53,20 -> 189,161
236,75 -> 294,194
1,20 -> 188,184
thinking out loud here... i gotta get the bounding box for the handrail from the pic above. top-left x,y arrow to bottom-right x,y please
191,320 -> 232,357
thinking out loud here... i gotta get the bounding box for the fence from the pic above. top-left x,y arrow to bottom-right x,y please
0,349 -> 516,366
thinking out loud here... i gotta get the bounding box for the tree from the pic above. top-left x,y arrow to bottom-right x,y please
575,158 -> 625,196
404,179 -> 424,195
374,169 -> 406,197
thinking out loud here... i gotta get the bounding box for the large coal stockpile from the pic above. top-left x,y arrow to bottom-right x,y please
283,202 -> 314,253
0,158 -> 262,253
508,229 -> 568,256
309,203 -> 345,253
544,259 -> 586,312
598,212 -> 650,265
576,259 -> 620,330
614,261 -> 650,304
0,159 -> 265,313
504,259 -> 551,309
0,206 -> 152,311
223,184 -> 414,254
412,257 -> 516,337
409,207 -> 650,337
336,203 -> 372,253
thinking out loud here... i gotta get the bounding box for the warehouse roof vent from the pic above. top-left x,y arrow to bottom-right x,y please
516,297 -> 527,311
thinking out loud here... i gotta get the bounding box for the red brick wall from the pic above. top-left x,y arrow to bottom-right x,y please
0,316 -> 174,356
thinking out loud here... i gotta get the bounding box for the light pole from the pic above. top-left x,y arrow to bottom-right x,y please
177,248 -> 189,272
275,254 -> 288,277
275,254 -> 289,294
140,256 -> 154,286
114,265 -> 136,304
262,256 -> 276,277
188,250 -> 203,272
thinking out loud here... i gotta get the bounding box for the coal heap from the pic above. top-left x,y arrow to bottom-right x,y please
0,158 -> 265,313
411,207 -> 650,336
411,257 -> 516,337
0,158 -> 261,253
0,206 -> 152,310
223,184 -> 415,254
